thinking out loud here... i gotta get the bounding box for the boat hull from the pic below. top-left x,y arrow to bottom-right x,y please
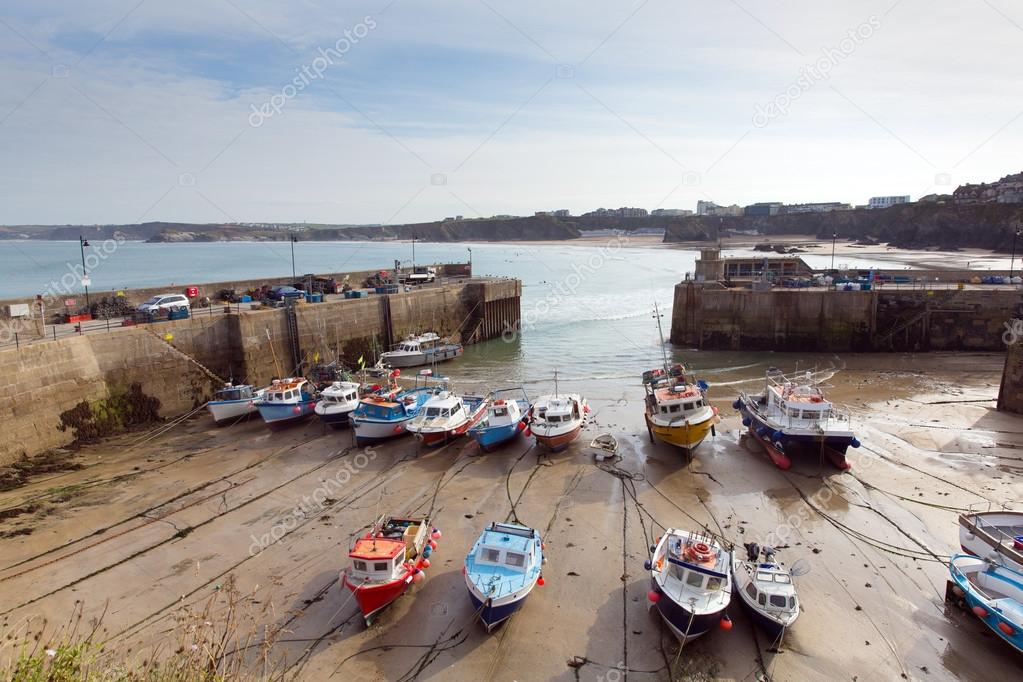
471,423 -> 521,451
467,590 -> 529,632
949,555 -> 1023,654
650,577 -> 726,642
353,417 -> 413,445
382,345 -> 463,368
534,425 -> 582,452
208,399 -> 259,425
342,570 -> 413,623
316,408 -> 354,429
413,403 -> 488,447
739,400 -> 852,470
645,413 -> 716,452
959,512 -> 1023,571
257,401 -> 316,428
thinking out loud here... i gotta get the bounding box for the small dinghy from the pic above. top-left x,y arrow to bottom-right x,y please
647,529 -> 733,644
948,554 -> 1023,654
590,433 -> 618,461
464,522 -> 544,632
732,543 -> 806,643
959,506 -> 1023,572
340,515 -> 440,625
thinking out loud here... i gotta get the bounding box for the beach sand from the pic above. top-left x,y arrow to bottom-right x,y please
0,353 -> 1021,680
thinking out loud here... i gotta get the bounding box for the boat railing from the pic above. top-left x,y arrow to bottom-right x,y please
966,500 -> 1022,514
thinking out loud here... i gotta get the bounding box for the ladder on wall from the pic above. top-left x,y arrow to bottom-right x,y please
285,302 -> 301,374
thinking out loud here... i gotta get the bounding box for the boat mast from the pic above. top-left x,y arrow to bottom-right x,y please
554,369 -> 559,398
653,302 -> 670,374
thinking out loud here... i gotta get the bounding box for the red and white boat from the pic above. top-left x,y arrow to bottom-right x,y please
340,515 -> 440,625
404,391 -> 489,447
528,392 -> 589,452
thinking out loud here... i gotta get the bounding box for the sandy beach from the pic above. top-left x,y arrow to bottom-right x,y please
1,352 -> 1021,680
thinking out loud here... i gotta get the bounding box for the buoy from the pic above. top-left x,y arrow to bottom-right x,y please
412,571 -> 425,584
393,425 -> 403,433
772,430 -> 784,442
644,560 -> 652,570
523,427 -> 532,438
462,565 -> 467,575
719,615 -> 733,631
998,621 -> 1015,636
541,543 -> 546,550
429,540 -> 438,550
422,558 -> 430,568
431,530 -> 442,540
972,605 -> 988,618
647,590 -> 661,603
741,417 -> 751,427
292,406 -> 302,414
952,585 -> 965,598
537,576 -> 545,586
517,421 -> 527,431
732,400 -> 741,410
850,438 -> 861,448
423,546 -> 432,558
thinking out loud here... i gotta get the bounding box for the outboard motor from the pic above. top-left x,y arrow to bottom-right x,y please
744,542 -> 760,562
763,545 -> 777,564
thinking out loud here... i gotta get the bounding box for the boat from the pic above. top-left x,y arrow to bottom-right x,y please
528,393 -> 588,452
464,522 -> 544,632
469,388 -> 530,452
379,332 -> 463,368
351,372 -> 444,446
735,368 -> 860,470
207,383 -> 266,425
947,554 -> 1023,654
404,391 -> 489,446
255,378 -> 317,428
731,543 -> 805,643
314,380 -> 362,429
646,529 -> 733,644
340,515 -> 440,625
959,505 -> 1023,572
590,433 -> 618,461
643,302 -> 719,454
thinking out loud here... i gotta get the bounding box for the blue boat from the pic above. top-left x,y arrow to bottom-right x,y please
948,554 -> 1023,654
255,378 -> 317,428
469,388 -> 530,452
351,385 -> 438,446
464,522 -> 544,632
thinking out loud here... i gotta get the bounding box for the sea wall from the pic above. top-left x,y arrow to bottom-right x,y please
670,283 -> 1023,351
999,327 -> 1023,414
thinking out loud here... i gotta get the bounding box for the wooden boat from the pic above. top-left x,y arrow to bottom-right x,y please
464,522 -> 544,632
379,332 -> 463,368
959,506 -> 1023,572
314,380 -> 361,428
207,383 -> 265,425
255,378 -> 316,428
340,515 -> 439,625
590,433 -> 618,461
646,529 -> 733,644
948,554 -> 1023,654
469,389 -> 529,452
405,391 -> 489,446
731,543 -> 805,643
735,369 -> 859,470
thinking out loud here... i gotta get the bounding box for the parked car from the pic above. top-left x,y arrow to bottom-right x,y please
267,286 -> 306,301
138,293 -> 191,313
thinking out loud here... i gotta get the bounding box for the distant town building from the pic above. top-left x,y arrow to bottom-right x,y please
582,207 -> 649,218
491,214 -> 519,219
867,195 -> 911,209
697,201 -> 742,217
744,202 -> 783,217
953,172 -> 1023,205
651,208 -> 693,216
536,209 -> 571,217
696,200 -> 717,216
783,202 -> 852,214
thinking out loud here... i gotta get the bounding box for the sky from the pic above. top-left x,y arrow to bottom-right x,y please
0,0 -> 1021,226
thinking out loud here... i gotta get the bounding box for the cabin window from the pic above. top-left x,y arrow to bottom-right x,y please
707,577 -> 722,591
660,406 -> 668,414
695,400 -> 703,408
505,552 -> 525,568
789,597 -> 797,608
549,415 -> 561,423
788,408 -> 799,417
353,560 -> 367,571
426,407 -> 441,417
686,572 -> 704,588
483,548 -> 500,563
452,403 -> 462,415
745,583 -> 758,600
374,562 -> 388,571
770,594 -> 787,608
669,405 -> 680,413
440,409 -> 450,418
494,407 -> 507,416
758,593 -> 767,606
801,410 -> 818,420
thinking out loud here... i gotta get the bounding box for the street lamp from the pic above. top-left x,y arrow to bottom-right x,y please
1011,229 -> 1021,281
411,232 -> 417,267
79,236 -> 91,309
290,235 -> 297,280
467,247 -> 472,274
830,232 -> 837,273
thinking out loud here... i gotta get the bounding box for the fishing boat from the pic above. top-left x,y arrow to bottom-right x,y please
207,383 -> 265,425
340,515 -> 441,625
469,388 -> 530,452
735,369 -> 860,470
528,393 -> 588,452
646,529 -> 733,644
959,505 -> 1023,571
948,554 -> 1023,654
379,332 -> 463,368
255,378 -> 317,428
464,522 -> 544,632
314,380 -> 362,429
351,372 -> 444,446
732,543 -> 806,642
405,391 -> 489,446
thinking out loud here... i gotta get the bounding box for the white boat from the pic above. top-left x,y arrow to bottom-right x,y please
379,332 -> 463,368
314,380 -> 362,429
529,393 -> 588,452
732,543 -> 805,643
647,529 -> 733,644
404,391 -> 489,447
207,383 -> 265,425
959,505 -> 1023,571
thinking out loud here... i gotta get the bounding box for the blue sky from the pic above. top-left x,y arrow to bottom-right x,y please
0,0 -> 1021,225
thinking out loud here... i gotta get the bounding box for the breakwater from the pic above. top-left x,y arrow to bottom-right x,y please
0,276 -> 520,465
670,282 -> 1022,351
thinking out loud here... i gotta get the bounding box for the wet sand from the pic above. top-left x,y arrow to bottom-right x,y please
1,353 -> 1022,681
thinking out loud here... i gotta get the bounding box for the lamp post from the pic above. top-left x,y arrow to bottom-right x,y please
290,235 -> 297,280
411,232 -> 417,267
467,247 -> 472,275
830,232 -> 837,273
79,236 -> 91,309
1011,229 -> 1021,282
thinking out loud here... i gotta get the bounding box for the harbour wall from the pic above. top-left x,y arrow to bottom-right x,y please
0,277 -> 520,465
999,326 -> 1023,414
670,283 -> 1022,351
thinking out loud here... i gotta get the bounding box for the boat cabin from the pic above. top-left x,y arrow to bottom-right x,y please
423,392 -> 464,420
740,564 -> 797,612
471,523 -> 537,574
321,381 -> 359,404
649,386 -> 708,417
653,532 -> 730,603
487,398 -> 521,425
264,378 -> 308,403
394,332 -> 441,353
536,398 -> 580,424
349,518 -> 426,583
214,384 -> 256,402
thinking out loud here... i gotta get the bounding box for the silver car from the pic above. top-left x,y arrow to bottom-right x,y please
138,293 -> 191,313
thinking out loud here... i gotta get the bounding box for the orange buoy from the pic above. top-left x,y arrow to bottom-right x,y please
422,558 -> 430,569
998,621 -> 1015,636
429,540 -> 438,550
647,590 -> 661,603
972,605 -> 988,618
719,615 -> 733,631
537,576 -> 545,586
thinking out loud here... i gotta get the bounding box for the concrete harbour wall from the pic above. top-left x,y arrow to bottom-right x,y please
999,326 -> 1023,414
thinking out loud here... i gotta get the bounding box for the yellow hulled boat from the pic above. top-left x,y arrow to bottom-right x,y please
643,365 -> 719,453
